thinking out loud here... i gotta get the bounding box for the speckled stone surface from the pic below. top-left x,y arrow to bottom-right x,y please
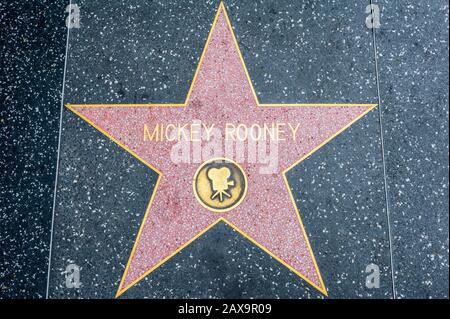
0,0 -> 68,298
375,1 -> 449,298
47,0 -> 392,299
67,5 -> 375,297
287,109 -> 392,298
2,0 -> 448,300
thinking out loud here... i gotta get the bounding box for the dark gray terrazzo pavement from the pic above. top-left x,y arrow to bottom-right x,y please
374,0 -> 449,298
0,0 -> 448,299
0,0 -> 68,298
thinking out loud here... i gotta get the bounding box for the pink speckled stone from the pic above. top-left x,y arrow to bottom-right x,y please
72,7 -> 372,296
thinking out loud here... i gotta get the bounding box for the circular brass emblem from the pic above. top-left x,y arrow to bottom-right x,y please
193,158 -> 247,213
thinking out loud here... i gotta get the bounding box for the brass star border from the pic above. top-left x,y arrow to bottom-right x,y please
66,2 -> 377,297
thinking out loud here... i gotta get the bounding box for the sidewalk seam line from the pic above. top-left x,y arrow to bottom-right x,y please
46,0 -> 72,299
369,0 -> 397,299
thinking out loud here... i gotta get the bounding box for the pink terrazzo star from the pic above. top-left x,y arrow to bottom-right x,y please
68,3 -> 376,297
